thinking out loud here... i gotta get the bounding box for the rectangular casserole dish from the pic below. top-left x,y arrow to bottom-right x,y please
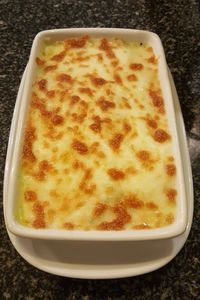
4,28 -> 187,240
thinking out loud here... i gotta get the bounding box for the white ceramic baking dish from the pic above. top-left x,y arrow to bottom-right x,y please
4,28 -> 187,241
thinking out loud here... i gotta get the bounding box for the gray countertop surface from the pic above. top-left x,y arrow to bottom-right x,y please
0,0 -> 199,299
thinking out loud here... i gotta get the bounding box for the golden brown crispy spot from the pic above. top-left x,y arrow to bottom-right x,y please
36,57 -> 44,65
90,142 -> 99,153
166,189 -> 177,203
79,169 -> 96,195
123,121 -> 132,133
75,54 -> 90,62
125,166 -> 137,175
106,88 -> 114,96
31,94 -> 64,127
25,190 -> 37,202
99,38 -> 116,59
51,50 -> 66,62
166,164 -> 176,176
32,202 -> 46,228
31,94 -> 51,118
51,114 -> 64,125
112,59 -> 119,67
127,74 -> 137,81
89,115 -> 102,133
79,87 -> 94,96
97,97 -> 116,111
59,90 -> 68,102
70,95 -> 80,105
97,53 -> 103,62
80,100 -> 89,109
107,168 -> 125,180
97,204 -> 131,230
23,124 -> 36,162
75,201 -> 84,209
66,35 -> 89,48
44,129 -> 64,141
39,160 -> 51,172
147,47 -> 153,53
147,55 -> 157,64
109,133 -> 124,151
38,79 -> 47,91
136,150 -> 155,171
133,223 -> 151,229
33,160 -> 52,181
91,76 -> 107,87
136,150 -> 150,161
49,189 -> 59,198
124,195 -> 144,209
68,125 -> 79,135
122,97 -> 131,109
44,65 -> 57,72
46,90 -> 55,98
148,89 -> 164,113
153,129 -> 170,143
72,160 -> 84,170
97,151 -> 106,158
71,112 -> 87,123
93,203 -> 107,217
146,201 -> 158,209
129,63 -> 143,70
56,73 -> 73,83
114,73 -> 122,84
90,143 -> 105,159
146,118 -> 157,129
72,139 -> 88,155
63,222 -> 74,230
102,117 -> 112,124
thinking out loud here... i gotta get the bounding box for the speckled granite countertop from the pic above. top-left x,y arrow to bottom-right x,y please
0,0 -> 199,299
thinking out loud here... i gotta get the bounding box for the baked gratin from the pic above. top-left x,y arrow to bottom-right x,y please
17,35 -> 177,230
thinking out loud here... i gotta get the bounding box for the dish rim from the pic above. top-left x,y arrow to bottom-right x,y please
4,28 -> 187,241
4,67 -> 193,280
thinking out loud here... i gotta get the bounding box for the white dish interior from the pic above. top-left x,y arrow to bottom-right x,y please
4,28 -> 187,241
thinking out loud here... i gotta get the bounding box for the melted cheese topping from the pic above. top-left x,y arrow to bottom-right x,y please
17,36 -> 177,230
